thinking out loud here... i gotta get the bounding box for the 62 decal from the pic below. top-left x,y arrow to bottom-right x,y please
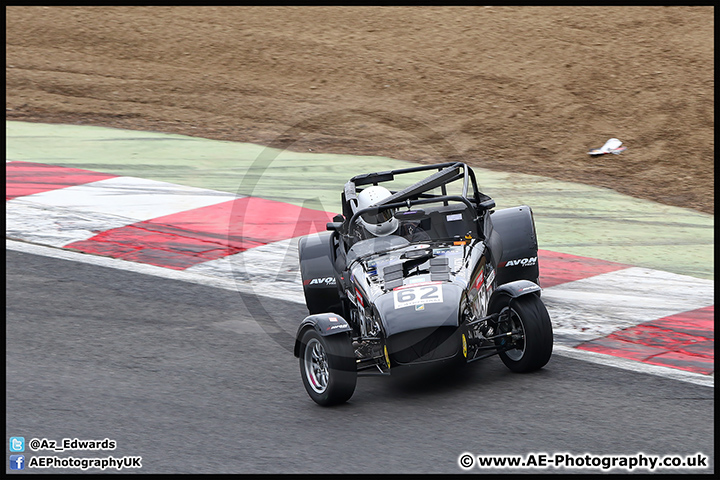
393,282 -> 443,309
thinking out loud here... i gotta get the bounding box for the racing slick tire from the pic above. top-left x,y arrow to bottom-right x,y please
298,328 -> 357,406
493,294 -> 553,373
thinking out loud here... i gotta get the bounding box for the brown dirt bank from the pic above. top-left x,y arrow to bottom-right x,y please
6,6 -> 714,213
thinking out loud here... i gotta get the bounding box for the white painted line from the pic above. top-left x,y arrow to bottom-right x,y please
542,267 -> 714,343
7,238 -> 713,387
10,176 -> 239,221
553,345 -> 713,388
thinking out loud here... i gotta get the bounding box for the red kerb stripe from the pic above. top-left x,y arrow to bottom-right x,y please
65,197 -> 334,270
6,161 -> 117,200
538,249 -> 630,288
577,305 -> 714,375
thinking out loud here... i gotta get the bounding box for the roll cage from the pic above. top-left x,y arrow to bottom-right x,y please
329,162 -> 496,248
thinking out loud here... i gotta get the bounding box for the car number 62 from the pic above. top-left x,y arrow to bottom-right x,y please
393,283 -> 444,309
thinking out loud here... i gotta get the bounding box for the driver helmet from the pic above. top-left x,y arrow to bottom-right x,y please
356,185 -> 399,237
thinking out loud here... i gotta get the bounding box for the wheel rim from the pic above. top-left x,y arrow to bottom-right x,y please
304,338 -> 329,394
503,307 -> 526,361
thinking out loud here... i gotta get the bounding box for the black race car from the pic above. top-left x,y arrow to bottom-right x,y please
293,162 -> 553,406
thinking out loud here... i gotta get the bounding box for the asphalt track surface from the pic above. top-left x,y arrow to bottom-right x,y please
6,121 -> 714,473
6,250 -> 714,474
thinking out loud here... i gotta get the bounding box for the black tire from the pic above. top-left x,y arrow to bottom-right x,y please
298,328 -> 357,406
493,294 -> 553,372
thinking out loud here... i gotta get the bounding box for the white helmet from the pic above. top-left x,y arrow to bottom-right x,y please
356,185 -> 399,237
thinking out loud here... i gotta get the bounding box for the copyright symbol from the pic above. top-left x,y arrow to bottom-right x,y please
458,453 -> 475,469
29,438 -> 41,451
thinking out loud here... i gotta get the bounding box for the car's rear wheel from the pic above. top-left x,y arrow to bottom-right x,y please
494,294 -> 553,372
299,328 -> 357,406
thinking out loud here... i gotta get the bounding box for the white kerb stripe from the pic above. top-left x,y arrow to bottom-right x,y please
9,176 -> 239,221
542,267 -> 714,343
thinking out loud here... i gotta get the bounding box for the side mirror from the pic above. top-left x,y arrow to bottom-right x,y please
327,214 -> 345,231
479,199 -> 496,210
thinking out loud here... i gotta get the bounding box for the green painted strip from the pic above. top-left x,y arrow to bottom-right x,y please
6,121 -> 714,280
4,121 -> 411,211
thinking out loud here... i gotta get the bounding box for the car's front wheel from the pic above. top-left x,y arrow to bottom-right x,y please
494,294 -> 553,372
298,328 -> 357,406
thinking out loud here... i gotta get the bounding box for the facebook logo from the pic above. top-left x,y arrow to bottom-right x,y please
9,455 -> 25,470
9,436 -> 25,452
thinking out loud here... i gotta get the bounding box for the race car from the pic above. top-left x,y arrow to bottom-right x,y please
293,162 -> 553,406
